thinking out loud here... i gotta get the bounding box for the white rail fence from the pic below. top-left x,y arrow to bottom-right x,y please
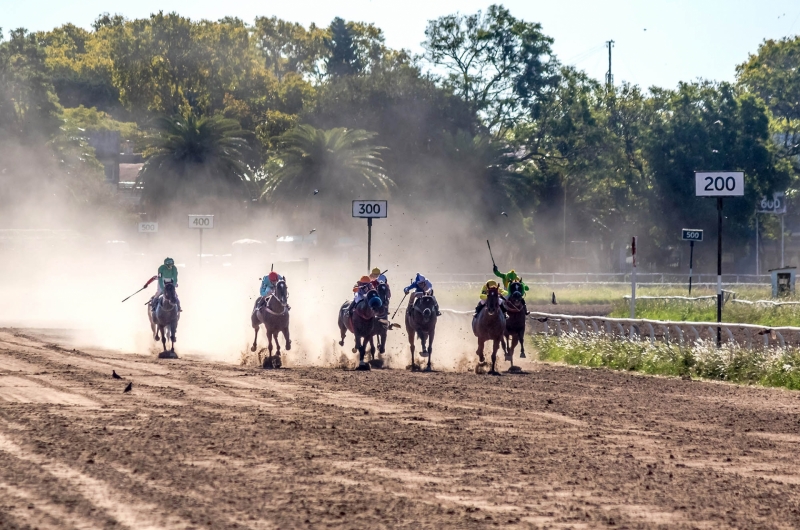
527,311 -> 800,350
413,272 -> 771,286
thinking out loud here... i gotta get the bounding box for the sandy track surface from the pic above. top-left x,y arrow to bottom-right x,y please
1,330 -> 800,528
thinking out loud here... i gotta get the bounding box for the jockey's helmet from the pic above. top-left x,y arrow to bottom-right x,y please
507,270 -> 519,281
359,275 -> 371,284
164,257 -> 174,266
268,272 -> 279,283
370,267 -> 381,277
486,280 -> 498,290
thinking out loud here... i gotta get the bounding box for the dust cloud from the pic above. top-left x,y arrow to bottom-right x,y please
0,188 -> 508,372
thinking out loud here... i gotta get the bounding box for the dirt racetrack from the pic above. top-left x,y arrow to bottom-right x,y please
1,329 -> 800,529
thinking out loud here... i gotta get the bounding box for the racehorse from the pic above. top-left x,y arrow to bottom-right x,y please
405,292 -> 438,371
149,282 -> 180,358
472,284 -> 506,375
338,287 -> 383,370
503,281 -> 526,371
251,279 -> 291,368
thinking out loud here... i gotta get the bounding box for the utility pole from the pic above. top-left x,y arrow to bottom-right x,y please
605,40 -> 615,88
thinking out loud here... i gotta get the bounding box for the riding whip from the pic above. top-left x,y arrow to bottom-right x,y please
487,240 -> 497,268
121,286 -> 147,303
391,291 -> 409,320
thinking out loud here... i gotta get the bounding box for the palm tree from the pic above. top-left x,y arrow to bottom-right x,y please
137,114 -> 257,213
260,124 -> 391,228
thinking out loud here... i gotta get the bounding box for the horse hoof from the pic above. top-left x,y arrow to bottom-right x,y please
250,345 -> 257,353
272,356 -> 282,369
519,352 -> 526,359
355,362 -> 371,371
488,370 -> 501,376
423,364 -> 432,372
338,340 -> 345,347
475,362 -> 488,375
407,364 -> 420,372
379,347 -> 385,354
158,350 -> 178,359
508,366 -> 523,374
368,358 -> 384,369
285,342 -> 292,351
351,347 -> 357,354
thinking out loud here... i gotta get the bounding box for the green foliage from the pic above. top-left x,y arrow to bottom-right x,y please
137,114 -> 257,213
534,333 -> 800,391
423,4 -> 559,136
0,29 -> 62,141
737,36 -> 800,161
61,105 -> 139,140
260,124 -> 390,228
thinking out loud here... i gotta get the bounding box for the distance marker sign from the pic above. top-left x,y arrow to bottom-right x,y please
682,229 -> 703,241
188,215 -> 214,229
352,200 -> 387,218
695,172 -> 744,197
138,222 -> 158,233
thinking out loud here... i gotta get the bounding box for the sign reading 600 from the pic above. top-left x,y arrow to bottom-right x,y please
188,215 -> 214,229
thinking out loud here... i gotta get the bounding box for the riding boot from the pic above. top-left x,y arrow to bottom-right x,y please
522,298 -> 530,315
474,302 -> 484,317
347,300 -> 356,317
435,303 -> 442,317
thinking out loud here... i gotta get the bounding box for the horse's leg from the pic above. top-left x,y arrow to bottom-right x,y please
408,327 -> 417,370
160,326 -> 167,352
489,340 -> 500,375
283,324 -> 291,351
519,329 -> 526,358
273,330 -> 281,357
251,323 -> 259,353
476,338 -> 486,363
267,329 -> 274,359
356,335 -> 369,370
425,327 -> 435,372
338,312 -> 347,347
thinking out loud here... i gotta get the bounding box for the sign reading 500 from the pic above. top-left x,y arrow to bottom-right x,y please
352,200 -> 388,218
188,215 -> 214,229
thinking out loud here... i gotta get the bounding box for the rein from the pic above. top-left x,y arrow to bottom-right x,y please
265,294 -> 287,316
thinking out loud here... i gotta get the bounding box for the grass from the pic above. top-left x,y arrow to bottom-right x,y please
532,333 -> 800,391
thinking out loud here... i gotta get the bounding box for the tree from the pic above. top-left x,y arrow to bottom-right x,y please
137,114 -> 257,214
0,28 -> 61,141
737,36 -> 800,163
260,124 -> 390,227
325,17 -> 362,78
645,82 -> 792,254
423,4 -> 559,137
253,16 -> 326,81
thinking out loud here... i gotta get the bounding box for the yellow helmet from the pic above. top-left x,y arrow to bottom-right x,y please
370,267 -> 381,276
486,280 -> 498,289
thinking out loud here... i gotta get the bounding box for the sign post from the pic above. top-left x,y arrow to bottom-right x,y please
681,229 -> 703,294
352,200 -> 387,271
188,215 -> 214,269
630,237 -> 637,319
696,172 -> 744,346
756,192 -> 787,271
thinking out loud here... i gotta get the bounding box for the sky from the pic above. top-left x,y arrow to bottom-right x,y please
2,0 -> 800,89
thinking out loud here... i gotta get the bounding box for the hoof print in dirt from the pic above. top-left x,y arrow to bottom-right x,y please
368,358 -> 384,369
475,362 -> 488,375
262,355 -> 282,369
355,362 -> 371,371
158,350 -> 178,359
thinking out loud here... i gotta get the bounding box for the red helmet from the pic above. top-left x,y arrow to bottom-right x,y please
268,272 -> 279,282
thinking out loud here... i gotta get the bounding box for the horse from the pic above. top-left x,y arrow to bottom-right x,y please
405,292 -> 438,372
251,279 -> 291,368
148,282 -> 180,358
338,288 -> 383,370
503,281 -> 526,371
472,285 -> 506,375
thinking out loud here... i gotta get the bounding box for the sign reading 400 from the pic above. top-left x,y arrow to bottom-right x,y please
188,215 -> 214,229
352,200 -> 387,218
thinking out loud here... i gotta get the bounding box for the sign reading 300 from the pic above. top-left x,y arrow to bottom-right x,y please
352,200 -> 388,218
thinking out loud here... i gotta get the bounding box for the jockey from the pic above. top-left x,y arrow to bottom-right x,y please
493,265 -> 530,314
255,271 -> 287,311
144,257 -> 181,312
474,279 -> 507,316
369,267 -> 391,300
403,273 -> 441,316
347,275 -> 374,316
